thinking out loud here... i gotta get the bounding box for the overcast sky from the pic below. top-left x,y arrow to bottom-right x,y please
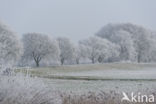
0,0 -> 156,42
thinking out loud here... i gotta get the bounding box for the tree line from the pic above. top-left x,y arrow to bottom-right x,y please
1,21 -> 156,67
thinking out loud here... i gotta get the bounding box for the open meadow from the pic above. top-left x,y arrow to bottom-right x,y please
17,63 -> 156,93
1,63 -> 156,104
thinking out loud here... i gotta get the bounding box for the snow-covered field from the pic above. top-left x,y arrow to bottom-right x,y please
23,63 -> 156,93
1,63 -> 156,104
43,79 -> 156,93
26,63 -> 156,79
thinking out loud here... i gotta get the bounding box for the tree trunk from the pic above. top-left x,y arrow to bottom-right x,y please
33,53 -> 41,67
91,58 -> 95,64
137,54 -> 141,63
34,59 -> 40,67
36,61 -> 39,67
76,58 -> 79,64
61,58 -> 64,65
98,56 -> 103,63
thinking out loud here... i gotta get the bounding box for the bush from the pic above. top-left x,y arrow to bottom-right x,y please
0,75 -> 61,104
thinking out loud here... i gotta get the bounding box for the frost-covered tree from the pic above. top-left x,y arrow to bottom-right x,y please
22,33 -> 59,67
104,30 -> 137,61
116,30 -> 137,61
96,23 -> 154,62
146,31 -> 156,62
79,36 -> 119,63
57,37 -> 75,65
0,21 -> 22,67
73,45 -> 81,64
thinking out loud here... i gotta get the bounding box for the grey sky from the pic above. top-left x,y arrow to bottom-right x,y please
0,0 -> 156,42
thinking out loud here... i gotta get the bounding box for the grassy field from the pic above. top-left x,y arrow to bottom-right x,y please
15,63 -> 156,93
2,63 -> 156,104
17,63 -> 156,80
